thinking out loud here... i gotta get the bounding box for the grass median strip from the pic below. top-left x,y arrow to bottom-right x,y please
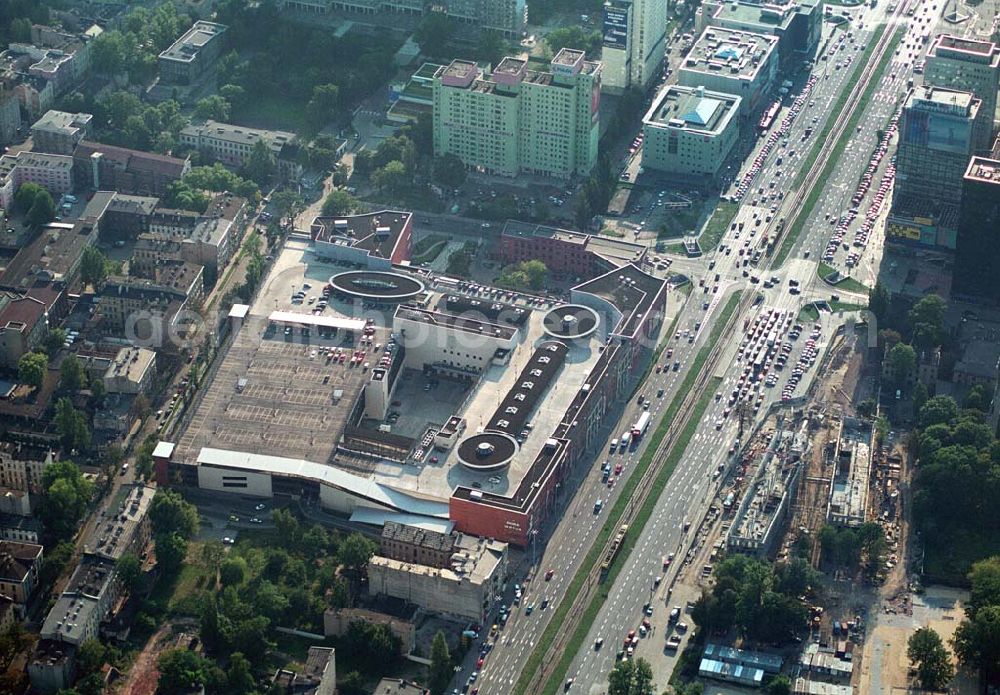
515,293 -> 741,694
776,24 -> 903,266
699,202 -> 739,253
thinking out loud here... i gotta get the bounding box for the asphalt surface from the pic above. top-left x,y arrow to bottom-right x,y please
463,0 -> 946,691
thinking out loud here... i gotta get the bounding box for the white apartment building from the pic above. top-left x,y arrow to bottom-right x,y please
601,0 -> 668,93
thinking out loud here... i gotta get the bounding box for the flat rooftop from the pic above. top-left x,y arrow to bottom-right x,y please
82,483 -> 154,561
30,109 -> 91,134
571,262 -> 667,339
501,220 -> 647,267
681,27 -> 777,82
829,418 -> 871,527
394,304 -> 518,341
158,20 -> 226,63
371,532 -> 506,587
174,307 -> 384,465
930,34 -> 1000,64
965,156 -> 1000,185
908,85 -> 977,113
310,210 -> 410,262
644,85 -> 740,134
712,1 -> 796,30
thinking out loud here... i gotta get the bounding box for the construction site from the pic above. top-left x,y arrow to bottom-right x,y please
668,323 -> 935,694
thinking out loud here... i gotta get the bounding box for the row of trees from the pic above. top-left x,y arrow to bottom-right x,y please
912,394 -> 1000,582
213,0 -> 397,133
690,555 -> 817,645
818,522 -> 885,575
90,3 -> 192,82
165,163 -> 261,212
14,183 -> 55,228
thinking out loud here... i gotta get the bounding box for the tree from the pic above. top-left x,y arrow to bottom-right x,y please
339,532 -> 377,573
227,652 -> 256,695
194,95 -> 231,122
75,639 -> 107,677
919,395 -> 959,428
868,282 -> 890,322
372,160 -> 407,194
219,84 -> 247,110
219,556 -> 247,586
39,461 -> 94,539
271,189 -> 304,221
90,30 -> 125,75
149,489 -> 200,539
59,354 -> 86,393
545,26 -> 602,56
155,532 -> 188,575
157,648 -> 216,694
965,384 -> 992,412
17,351 -> 47,388
475,30 -> 508,66
907,627 -> 954,690
116,553 -> 143,592
608,657 -> 655,695
27,188 -> 55,228
433,154 -> 467,189
201,541 -> 225,581
953,604 -> 1000,681
908,294 -> 946,349
968,557 -> 1000,620
414,12 -> 456,56
321,189 -> 361,216
306,83 -> 341,130
54,397 -> 91,451
43,328 -> 68,357
80,246 -> 109,286
428,630 -> 451,695
887,343 -> 916,388
766,675 -> 791,695
242,140 -> 277,186
14,182 -> 44,213
521,260 -> 548,289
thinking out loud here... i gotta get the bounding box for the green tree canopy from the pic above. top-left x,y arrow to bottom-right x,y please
194,94 -> 231,122
116,552 -> 143,591
887,343 -> 916,388
428,630 -> 451,695
545,25 -> 602,56
39,460 -> 94,539
14,182 -> 44,213
17,351 -> 47,388
44,328 -> 68,357
59,354 -> 87,393
242,140 -> 277,186
339,532 -> 377,573
907,627 -> 954,690
150,489 -> 200,539
953,605 -> 1000,682
414,12 -> 457,57
80,246 -> 110,286
27,188 -> 55,228
54,397 -> 91,451
372,160 -> 407,194
908,294 -> 946,349
433,154 -> 467,189
607,657 -> 654,695
321,189 -> 361,216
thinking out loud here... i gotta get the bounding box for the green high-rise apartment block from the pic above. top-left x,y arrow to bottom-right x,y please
433,49 -> 602,180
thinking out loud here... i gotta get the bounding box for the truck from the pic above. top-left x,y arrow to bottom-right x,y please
632,412 -> 652,439
619,432 -> 632,450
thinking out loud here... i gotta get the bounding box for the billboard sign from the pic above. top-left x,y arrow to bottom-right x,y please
604,4 -> 630,49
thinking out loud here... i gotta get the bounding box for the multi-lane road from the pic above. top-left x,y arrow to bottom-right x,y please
459,0 -> 958,692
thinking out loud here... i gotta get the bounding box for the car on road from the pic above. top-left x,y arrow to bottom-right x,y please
525,604 -> 534,615
540,598 -> 549,610
545,568 -> 554,581
222,537 -> 235,545
255,503 -> 267,511
669,606 -> 681,623
594,638 -> 604,650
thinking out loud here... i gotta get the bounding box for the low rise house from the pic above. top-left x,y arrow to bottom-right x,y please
0,296 -> 48,369
0,539 -> 43,605
30,110 -> 92,155
73,141 -> 190,197
179,120 -> 301,180
368,531 -> 508,623
102,347 -> 157,395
